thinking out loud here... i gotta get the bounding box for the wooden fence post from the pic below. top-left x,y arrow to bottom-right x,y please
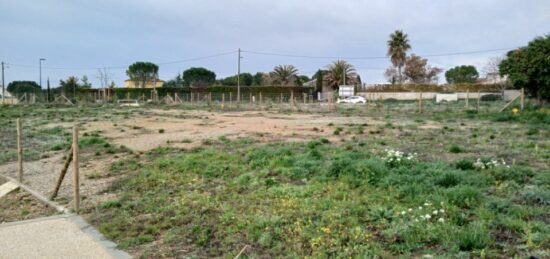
418,92 -> 423,113
465,89 -> 469,108
222,93 -> 225,110
477,91 -> 480,111
17,119 -> 23,183
72,127 -> 80,214
230,92 -> 232,107
259,92 -> 262,104
520,88 -> 524,110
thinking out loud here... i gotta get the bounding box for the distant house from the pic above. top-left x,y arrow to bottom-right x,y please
124,79 -> 165,88
477,73 -> 509,85
1,91 -> 18,104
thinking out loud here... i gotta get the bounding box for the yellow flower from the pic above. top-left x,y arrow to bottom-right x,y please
321,227 -> 331,234
512,108 -> 519,114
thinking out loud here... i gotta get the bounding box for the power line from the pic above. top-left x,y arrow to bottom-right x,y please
242,47 -> 516,60
6,51 -> 237,71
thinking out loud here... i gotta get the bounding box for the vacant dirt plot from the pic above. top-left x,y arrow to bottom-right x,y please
84,110 -> 386,151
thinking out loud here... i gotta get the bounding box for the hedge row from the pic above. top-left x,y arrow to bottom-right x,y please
364,84 -> 508,92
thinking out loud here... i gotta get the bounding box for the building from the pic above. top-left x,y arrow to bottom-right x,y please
124,79 -> 165,88
477,73 -> 509,85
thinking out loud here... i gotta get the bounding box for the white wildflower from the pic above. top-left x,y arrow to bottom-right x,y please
425,214 -> 431,220
439,209 -> 445,213
438,218 -> 445,223
432,210 -> 438,215
408,208 -> 413,212
401,211 -> 406,215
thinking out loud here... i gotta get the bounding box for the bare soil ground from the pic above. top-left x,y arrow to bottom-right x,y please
84,110 -> 386,151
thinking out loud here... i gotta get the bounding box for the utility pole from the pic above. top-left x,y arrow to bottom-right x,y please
237,48 -> 242,103
47,78 -> 51,103
343,70 -> 346,85
1,61 -> 5,104
39,58 -> 46,89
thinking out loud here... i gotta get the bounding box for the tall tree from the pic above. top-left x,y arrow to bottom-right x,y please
403,54 -> 442,84
59,76 -> 80,98
295,75 -> 311,86
445,65 -> 479,84
483,56 -> 504,76
325,60 -> 356,90
252,72 -> 264,86
220,73 -> 253,86
182,67 -> 216,87
500,35 -> 550,102
126,61 -> 159,88
313,69 -> 328,93
81,75 -> 92,88
46,78 -> 51,102
270,65 -> 298,86
387,30 -> 411,84
6,81 -> 41,96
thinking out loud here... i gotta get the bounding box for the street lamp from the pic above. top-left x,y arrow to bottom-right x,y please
39,58 -> 46,89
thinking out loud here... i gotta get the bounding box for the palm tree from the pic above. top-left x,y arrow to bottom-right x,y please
387,30 -> 411,84
325,60 -> 356,90
270,65 -> 298,86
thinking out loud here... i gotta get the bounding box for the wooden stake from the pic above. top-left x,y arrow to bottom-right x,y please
259,92 -> 262,104
230,92 -> 232,107
477,91 -> 480,111
520,88 -> 524,110
72,127 -> 80,213
418,92 -> 423,113
51,147 -> 73,200
222,93 -> 225,110
465,89 -> 469,108
17,118 -> 23,183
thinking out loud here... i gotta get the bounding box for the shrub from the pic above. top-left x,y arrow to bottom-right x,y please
435,172 -> 463,187
158,129 -> 165,133
448,144 -> 463,153
457,223 -> 491,251
521,187 -> 550,205
447,186 -> 483,208
455,159 -> 475,170
526,127 -> 539,136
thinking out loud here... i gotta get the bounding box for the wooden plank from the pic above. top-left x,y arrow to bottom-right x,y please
0,181 -> 19,198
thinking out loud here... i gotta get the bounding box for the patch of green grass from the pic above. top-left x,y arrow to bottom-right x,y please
89,140 -> 550,258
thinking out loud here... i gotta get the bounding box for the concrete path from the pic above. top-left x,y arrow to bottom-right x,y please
0,181 -> 19,198
0,214 -> 130,259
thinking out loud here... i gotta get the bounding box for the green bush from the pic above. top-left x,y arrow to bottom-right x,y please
457,223 -> 491,251
435,172 -> 463,187
455,159 -> 475,170
448,144 -> 463,153
447,186 -> 483,208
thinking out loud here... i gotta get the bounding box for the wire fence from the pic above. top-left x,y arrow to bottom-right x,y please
5,89 -> 524,115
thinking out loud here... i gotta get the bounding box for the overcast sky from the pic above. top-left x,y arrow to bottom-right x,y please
0,0 -> 549,87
